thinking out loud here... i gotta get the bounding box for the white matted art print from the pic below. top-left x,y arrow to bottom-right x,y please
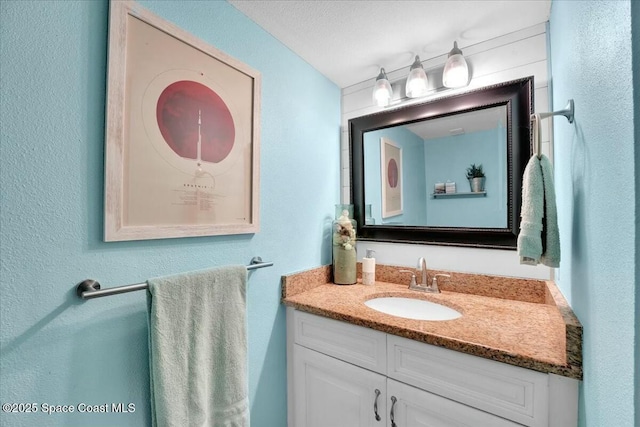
104,1 -> 260,241
380,137 -> 403,218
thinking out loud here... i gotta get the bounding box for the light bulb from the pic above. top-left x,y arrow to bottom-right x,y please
443,42 -> 469,89
372,68 -> 392,107
405,55 -> 429,98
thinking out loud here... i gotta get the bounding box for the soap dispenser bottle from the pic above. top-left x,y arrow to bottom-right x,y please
362,249 -> 376,285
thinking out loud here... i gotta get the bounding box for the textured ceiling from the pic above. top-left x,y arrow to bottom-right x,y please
228,0 -> 551,88
406,105 -> 506,140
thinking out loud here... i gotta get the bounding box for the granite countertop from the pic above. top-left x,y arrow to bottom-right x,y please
281,264 -> 582,380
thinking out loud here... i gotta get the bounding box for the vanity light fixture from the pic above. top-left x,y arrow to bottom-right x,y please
405,55 -> 429,98
373,42 -> 471,108
442,41 -> 469,89
372,68 -> 393,107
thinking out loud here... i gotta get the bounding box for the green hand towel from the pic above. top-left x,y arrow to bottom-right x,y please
518,156 -> 544,264
147,265 -> 248,427
539,155 -> 560,267
518,154 -> 561,267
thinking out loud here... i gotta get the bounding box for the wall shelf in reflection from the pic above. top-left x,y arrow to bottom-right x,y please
432,191 -> 487,199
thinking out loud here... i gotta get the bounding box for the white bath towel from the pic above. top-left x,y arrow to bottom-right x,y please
148,265 -> 249,427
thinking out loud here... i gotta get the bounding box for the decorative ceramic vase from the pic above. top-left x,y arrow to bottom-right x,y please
332,204 -> 357,285
468,177 -> 486,192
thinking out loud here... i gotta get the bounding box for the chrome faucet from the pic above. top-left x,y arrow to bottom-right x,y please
417,257 -> 428,286
401,257 -> 435,293
400,257 -> 450,293
413,257 -> 438,292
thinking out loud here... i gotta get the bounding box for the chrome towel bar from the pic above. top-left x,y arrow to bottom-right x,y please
76,257 -> 273,300
535,99 -> 575,123
531,99 -> 575,158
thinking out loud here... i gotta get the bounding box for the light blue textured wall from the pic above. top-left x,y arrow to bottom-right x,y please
0,1 -> 340,426
633,2 -> 640,424
363,127 -> 426,225
424,128 -> 507,228
549,0 -> 637,425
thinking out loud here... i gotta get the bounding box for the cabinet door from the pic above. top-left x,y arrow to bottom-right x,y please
293,344 -> 387,427
387,379 -> 522,427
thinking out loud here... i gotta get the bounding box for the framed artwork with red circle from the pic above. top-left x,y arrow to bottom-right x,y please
380,137 -> 403,218
104,1 -> 260,241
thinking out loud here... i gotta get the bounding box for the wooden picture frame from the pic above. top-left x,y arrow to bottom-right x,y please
104,0 -> 260,241
380,137 -> 403,218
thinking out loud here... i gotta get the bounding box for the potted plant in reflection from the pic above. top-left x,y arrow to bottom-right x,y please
466,163 -> 486,192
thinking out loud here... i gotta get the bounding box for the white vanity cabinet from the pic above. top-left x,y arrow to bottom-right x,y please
287,308 -> 578,427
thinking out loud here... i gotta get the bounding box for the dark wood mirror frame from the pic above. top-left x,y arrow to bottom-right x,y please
350,76 -> 534,249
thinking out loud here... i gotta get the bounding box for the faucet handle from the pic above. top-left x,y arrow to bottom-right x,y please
398,270 -> 417,288
431,274 -> 451,292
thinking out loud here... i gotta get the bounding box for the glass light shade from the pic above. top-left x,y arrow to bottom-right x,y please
443,54 -> 469,88
443,42 -> 469,89
372,68 -> 392,107
405,55 -> 429,98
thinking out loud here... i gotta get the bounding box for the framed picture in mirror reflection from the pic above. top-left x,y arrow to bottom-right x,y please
380,137 -> 403,218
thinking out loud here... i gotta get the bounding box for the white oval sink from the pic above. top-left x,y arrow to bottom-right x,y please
365,297 -> 461,321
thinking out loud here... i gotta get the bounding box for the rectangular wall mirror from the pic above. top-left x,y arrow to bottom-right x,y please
350,77 -> 534,249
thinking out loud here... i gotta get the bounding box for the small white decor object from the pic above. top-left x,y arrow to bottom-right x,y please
445,181 -> 456,194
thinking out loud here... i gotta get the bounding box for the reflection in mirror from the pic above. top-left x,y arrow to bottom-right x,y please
363,106 -> 508,228
350,76 -> 533,249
